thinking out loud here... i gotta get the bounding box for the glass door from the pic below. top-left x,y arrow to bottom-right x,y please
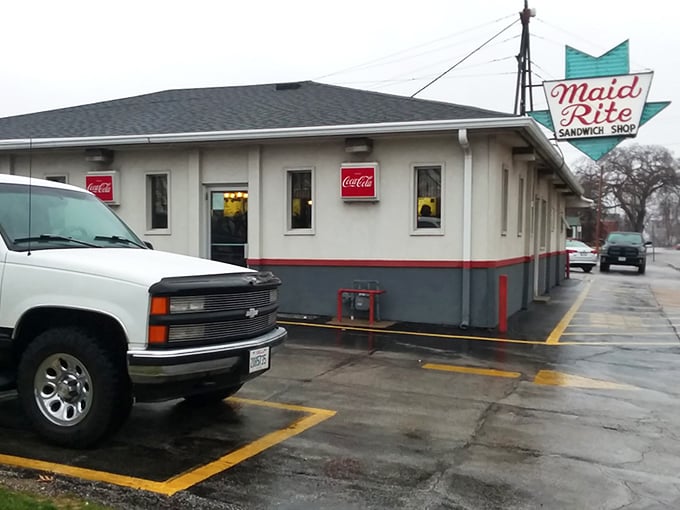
209,189 -> 248,267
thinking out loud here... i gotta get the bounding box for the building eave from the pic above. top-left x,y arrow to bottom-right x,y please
0,116 -> 585,196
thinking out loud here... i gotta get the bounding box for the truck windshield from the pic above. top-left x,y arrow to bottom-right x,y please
0,183 -> 145,251
606,233 -> 643,245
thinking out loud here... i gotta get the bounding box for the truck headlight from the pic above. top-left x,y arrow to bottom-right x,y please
170,296 -> 205,313
269,289 -> 278,304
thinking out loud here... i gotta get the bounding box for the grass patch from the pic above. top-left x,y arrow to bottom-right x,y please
0,485 -> 111,510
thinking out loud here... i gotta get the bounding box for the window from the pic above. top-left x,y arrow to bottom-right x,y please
550,207 -> 555,232
45,175 -> 68,184
287,169 -> 313,231
501,167 -> 509,235
146,173 -> 169,231
517,176 -> 524,236
540,199 -> 547,249
415,165 -> 441,230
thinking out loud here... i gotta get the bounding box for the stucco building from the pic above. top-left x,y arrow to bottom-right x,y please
0,81 -> 588,328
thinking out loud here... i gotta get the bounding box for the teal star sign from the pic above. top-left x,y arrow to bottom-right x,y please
528,40 -> 670,160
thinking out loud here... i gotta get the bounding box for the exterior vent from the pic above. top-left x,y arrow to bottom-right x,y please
275,82 -> 302,91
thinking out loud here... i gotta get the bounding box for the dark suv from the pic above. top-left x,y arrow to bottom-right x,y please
599,231 -> 652,274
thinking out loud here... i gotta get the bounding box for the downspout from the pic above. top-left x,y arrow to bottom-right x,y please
458,129 -> 472,328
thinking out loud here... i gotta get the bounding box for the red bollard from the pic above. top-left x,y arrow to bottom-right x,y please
499,274 -> 508,333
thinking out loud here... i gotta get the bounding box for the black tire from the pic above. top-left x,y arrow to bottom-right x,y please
583,266 -> 593,273
638,263 -> 646,274
17,327 -> 132,448
599,263 -> 609,272
183,385 -> 243,406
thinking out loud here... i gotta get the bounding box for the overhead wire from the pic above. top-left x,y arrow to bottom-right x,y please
312,12 -> 518,81
331,71 -> 516,86
410,18 -> 520,97
534,17 -> 653,72
377,38 -> 517,85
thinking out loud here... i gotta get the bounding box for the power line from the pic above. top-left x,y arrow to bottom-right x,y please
332,71 -> 516,86
313,12 -> 518,81
534,18 -> 653,72
379,41 -> 517,85
410,18 -> 519,98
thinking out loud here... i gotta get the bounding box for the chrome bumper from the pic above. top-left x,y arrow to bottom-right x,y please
127,326 -> 286,384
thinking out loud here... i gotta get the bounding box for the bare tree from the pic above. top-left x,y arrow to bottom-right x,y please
572,145 -> 679,239
654,187 -> 680,244
600,144 -> 678,232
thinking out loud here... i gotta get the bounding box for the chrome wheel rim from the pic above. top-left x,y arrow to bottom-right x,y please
34,353 -> 92,427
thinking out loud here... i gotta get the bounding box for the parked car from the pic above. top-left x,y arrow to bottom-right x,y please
599,231 -> 652,274
566,239 -> 597,273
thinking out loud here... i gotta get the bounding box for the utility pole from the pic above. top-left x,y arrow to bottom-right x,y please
514,1 -> 536,115
594,164 -> 604,251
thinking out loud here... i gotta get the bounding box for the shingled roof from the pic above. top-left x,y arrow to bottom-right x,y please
0,81 -> 514,140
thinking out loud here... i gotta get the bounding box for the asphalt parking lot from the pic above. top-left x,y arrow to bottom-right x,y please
1,249 -> 679,509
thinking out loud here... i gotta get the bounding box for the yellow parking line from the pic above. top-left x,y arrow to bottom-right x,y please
164,401 -> 335,495
0,453 -> 167,493
422,363 -> 521,379
278,320 -> 545,345
565,324 -> 672,329
561,332 -> 678,336
533,370 -> 638,390
0,398 -> 336,496
558,341 -> 679,346
279,321 -> 680,347
423,365 -> 639,389
546,279 -> 593,344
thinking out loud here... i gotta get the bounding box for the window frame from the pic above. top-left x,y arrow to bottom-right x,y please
517,176 -> 524,237
45,175 -> 69,184
284,166 -> 315,235
540,199 -> 547,249
411,163 -> 444,235
145,171 -> 171,235
501,166 -> 509,236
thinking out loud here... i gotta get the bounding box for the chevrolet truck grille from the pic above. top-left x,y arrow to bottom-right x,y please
167,311 -> 277,344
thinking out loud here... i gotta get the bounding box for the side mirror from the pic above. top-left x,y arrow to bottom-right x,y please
644,241 -> 652,246
144,241 -> 154,250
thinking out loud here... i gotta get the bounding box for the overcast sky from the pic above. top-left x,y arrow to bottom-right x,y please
1,0 -> 677,165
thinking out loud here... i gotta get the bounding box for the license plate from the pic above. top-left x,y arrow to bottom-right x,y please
249,347 -> 270,373
618,256 -> 626,262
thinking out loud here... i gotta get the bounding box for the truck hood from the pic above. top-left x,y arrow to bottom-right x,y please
8,248 -> 252,287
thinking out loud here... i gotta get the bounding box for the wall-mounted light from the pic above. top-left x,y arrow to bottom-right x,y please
512,147 -> 536,162
85,148 -> 114,165
345,137 -> 373,154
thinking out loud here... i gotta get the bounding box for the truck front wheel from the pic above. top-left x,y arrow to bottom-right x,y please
17,327 -> 132,448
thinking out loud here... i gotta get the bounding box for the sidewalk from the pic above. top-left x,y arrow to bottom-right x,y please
279,276 -> 588,350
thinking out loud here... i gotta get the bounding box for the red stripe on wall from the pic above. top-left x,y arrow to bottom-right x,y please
248,255 -> 541,269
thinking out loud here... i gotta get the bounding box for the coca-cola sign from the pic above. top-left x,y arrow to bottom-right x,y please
85,172 -> 118,203
543,72 -> 653,140
341,163 -> 378,200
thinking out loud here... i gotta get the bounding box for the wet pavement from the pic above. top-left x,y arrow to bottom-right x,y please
1,248 -> 680,509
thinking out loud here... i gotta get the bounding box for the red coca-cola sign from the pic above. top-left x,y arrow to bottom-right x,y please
85,173 -> 116,203
341,164 -> 378,200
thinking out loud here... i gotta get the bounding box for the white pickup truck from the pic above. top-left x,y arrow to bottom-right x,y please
0,174 -> 286,447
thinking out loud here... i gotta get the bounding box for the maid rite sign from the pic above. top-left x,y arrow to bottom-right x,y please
529,41 -> 670,161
